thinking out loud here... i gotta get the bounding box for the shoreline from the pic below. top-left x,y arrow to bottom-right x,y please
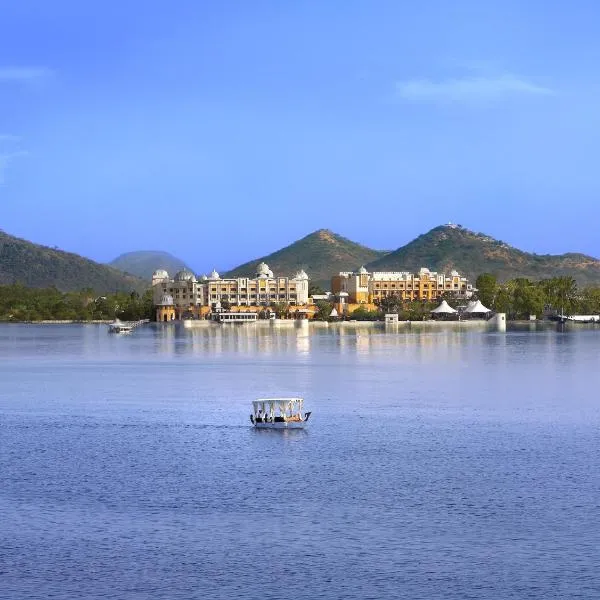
0,319 -> 112,324
0,317 -> 573,329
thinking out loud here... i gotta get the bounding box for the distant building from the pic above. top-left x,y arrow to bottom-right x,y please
331,267 -> 473,305
152,263 -> 310,321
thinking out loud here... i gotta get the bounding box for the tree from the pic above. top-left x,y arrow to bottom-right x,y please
377,293 -> 402,314
579,287 -> 600,314
270,302 -> 290,319
313,300 -> 333,321
493,285 -> 513,316
542,276 -> 578,314
512,278 -> 545,318
475,273 -> 498,308
350,307 -> 380,321
308,283 -> 325,296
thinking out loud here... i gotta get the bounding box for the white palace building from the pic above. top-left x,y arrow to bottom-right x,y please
152,262 -> 310,321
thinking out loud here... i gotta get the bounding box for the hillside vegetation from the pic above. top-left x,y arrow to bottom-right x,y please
225,229 -> 386,287
367,225 -> 600,286
0,285 -> 153,321
0,230 -> 146,293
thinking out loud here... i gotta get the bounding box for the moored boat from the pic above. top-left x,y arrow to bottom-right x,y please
250,398 -> 311,429
108,319 -> 134,334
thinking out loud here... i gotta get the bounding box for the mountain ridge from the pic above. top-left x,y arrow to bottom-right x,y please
225,229 -> 387,287
366,225 -> 600,285
4,224 -> 600,293
0,229 -> 146,293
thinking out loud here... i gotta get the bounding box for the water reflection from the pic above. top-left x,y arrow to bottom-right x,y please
4,321 -> 600,368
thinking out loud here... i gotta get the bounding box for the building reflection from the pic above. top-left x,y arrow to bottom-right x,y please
146,320 -> 522,362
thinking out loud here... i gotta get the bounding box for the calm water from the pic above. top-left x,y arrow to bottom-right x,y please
1,322 -> 600,599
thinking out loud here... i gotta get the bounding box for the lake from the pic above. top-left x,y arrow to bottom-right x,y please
1,322 -> 599,599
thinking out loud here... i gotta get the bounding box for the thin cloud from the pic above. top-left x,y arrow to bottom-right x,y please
0,134 -> 21,142
0,151 -> 28,185
0,66 -> 53,82
396,73 -> 553,104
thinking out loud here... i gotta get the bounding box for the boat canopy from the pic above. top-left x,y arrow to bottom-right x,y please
252,398 -> 304,415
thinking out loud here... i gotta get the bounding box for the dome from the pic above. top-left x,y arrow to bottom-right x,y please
256,262 -> 273,278
158,294 -> 174,306
174,270 -> 197,282
294,269 -> 309,281
209,269 -> 220,280
152,269 -> 169,280
200,274 -> 208,281
358,266 -> 368,274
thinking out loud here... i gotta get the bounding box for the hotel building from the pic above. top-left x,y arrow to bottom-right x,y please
152,262 -> 310,321
331,267 -> 473,305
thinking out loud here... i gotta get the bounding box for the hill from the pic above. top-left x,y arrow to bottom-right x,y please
225,229 -> 386,288
0,230 -> 146,293
109,250 -> 193,280
366,224 -> 600,285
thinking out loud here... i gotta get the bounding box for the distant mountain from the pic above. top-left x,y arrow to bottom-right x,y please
0,230 -> 146,293
109,250 -> 193,280
366,224 -> 600,285
226,229 -> 387,287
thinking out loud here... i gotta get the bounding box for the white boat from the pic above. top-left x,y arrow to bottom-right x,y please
564,315 -> 600,323
108,319 -> 134,334
250,398 -> 312,429
554,314 -> 600,324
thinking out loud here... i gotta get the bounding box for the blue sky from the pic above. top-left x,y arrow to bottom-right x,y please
2,0 -> 600,273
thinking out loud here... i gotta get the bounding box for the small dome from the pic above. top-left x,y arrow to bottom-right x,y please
174,270 -> 197,282
200,274 -> 208,281
358,266 -> 368,274
450,269 -> 459,277
158,294 -> 174,306
152,269 -> 169,280
209,269 -> 220,280
294,269 -> 309,281
256,262 -> 273,278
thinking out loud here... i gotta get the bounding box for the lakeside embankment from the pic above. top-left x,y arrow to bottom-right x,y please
1,320 -> 112,324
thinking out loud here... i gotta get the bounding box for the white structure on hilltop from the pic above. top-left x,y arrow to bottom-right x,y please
152,263 -> 310,321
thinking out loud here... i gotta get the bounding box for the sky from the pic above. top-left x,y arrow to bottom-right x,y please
2,0 -> 600,273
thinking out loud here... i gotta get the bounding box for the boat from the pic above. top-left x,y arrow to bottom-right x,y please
108,319 -> 134,334
250,398 -> 312,429
563,315 -> 600,324
551,313 -> 600,324
210,311 -> 258,324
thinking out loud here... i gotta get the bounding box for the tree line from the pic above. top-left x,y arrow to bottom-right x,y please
0,285 -> 154,322
474,274 -> 600,319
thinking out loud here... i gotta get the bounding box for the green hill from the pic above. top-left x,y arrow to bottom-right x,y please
366,224 -> 600,285
0,230 -> 146,293
226,229 -> 386,288
109,250 -> 193,280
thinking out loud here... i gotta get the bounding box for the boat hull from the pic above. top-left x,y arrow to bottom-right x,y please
253,421 -> 307,429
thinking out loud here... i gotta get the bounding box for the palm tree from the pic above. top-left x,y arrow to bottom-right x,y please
542,277 -> 577,315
